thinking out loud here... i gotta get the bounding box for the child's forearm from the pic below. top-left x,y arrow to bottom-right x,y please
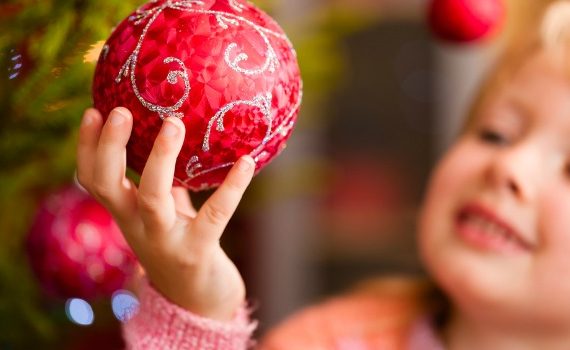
122,280 -> 257,350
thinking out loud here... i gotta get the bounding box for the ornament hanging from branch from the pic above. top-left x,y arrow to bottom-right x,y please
427,0 -> 505,43
26,183 -> 137,300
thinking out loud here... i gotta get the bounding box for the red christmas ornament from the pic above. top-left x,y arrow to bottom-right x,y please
93,0 -> 302,191
26,183 -> 137,300
427,0 -> 505,43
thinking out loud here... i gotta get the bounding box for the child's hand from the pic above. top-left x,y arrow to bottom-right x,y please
76,107 -> 255,321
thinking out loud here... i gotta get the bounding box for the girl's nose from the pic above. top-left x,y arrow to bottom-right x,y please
485,144 -> 539,203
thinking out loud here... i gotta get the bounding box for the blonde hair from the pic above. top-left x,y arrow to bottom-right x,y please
462,0 -> 570,132
542,0 -> 570,55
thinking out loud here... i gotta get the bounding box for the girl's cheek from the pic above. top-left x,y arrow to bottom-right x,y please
431,141 -> 485,193
535,191 -> 570,303
539,189 -> 570,250
420,140 -> 489,241
419,144 -> 471,234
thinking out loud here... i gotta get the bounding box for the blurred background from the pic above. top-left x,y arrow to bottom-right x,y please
0,0 -> 548,348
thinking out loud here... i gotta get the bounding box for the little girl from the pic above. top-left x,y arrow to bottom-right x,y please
76,1 -> 570,348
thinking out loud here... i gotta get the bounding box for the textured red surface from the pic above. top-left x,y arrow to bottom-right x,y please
26,184 -> 137,300
428,0 -> 504,43
93,0 -> 302,191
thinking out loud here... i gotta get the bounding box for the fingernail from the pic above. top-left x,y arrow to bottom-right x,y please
81,111 -> 94,127
122,177 -> 133,190
161,119 -> 179,137
237,156 -> 254,172
110,108 -> 129,126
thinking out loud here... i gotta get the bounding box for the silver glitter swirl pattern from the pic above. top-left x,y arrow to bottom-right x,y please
186,156 -> 235,181
215,12 -> 279,76
248,88 -> 302,158
114,0 -> 293,120
224,39 -> 278,75
110,0 -> 302,187
228,0 -> 246,12
116,1 -> 199,119
185,156 -> 202,178
202,92 -> 273,152
216,14 -> 239,29
181,90 -> 302,185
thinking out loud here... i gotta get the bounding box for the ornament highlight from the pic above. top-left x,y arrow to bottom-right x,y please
93,0 -> 303,190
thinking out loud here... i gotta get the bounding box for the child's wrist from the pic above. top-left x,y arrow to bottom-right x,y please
123,278 -> 256,350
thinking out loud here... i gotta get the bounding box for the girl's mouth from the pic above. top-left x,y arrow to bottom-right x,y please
455,202 -> 535,254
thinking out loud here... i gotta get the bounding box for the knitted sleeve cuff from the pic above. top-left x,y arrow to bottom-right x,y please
122,280 -> 257,350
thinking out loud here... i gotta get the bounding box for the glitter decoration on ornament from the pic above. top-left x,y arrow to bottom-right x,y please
114,0 -> 286,120
115,2 -> 195,119
183,92 -> 301,186
218,15 -> 279,75
202,92 -> 273,152
186,156 -> 235,183
94,0 -> 303,190
228,0 -> 246,12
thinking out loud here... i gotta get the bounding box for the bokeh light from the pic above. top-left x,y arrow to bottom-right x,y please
7,48 -> 22,80
111,289 -> 139,322
65,298 -> 94,326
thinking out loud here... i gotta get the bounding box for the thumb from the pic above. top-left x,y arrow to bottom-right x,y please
193,156 -> 255,241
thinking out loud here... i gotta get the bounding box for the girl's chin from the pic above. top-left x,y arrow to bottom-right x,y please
427,246 -> 522,306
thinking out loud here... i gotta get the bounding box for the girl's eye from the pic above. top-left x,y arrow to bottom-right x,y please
478,128 -> 508,145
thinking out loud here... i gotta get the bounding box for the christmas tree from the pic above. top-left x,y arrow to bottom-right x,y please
0,1 -> 143,347
0,0 -> 349,347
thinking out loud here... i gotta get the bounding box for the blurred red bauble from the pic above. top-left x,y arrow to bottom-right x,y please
26,184 -> 137,300
93,0 -> 302,191
427,0 -> 505,43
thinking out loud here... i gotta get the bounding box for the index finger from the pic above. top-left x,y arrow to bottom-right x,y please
76,108 -> 103,187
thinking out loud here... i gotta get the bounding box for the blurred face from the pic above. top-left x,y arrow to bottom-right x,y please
420,51 -> 570,330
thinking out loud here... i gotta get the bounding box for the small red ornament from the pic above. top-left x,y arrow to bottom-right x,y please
427,0 -> 505,43
26,183 -> 137,300
93,0 -> 302,191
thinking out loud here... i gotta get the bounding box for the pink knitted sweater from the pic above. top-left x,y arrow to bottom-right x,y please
122,279 -> 445,349
122,281 -> 256,349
